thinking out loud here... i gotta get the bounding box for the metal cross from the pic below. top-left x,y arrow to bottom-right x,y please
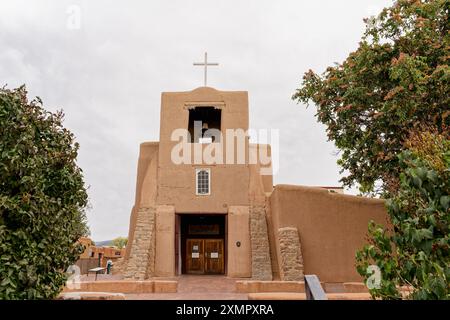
193,52 -> 219,87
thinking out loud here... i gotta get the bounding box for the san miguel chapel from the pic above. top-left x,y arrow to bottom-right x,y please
119,54 -> 388,283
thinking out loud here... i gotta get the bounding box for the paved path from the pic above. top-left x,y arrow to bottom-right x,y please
126,275 -> 248,300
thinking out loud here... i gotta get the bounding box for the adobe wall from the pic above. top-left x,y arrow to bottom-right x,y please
157,87 -> 251,213
249,144 -> 273,194
227,206 -> 252,277
269,185 -> 389,283
122,87 -> 274,279
124,142 -> 158,260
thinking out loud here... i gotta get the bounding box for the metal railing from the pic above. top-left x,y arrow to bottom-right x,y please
305,275 -> 328,300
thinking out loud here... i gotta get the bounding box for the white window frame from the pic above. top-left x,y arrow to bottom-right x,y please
195,168 -> 211,196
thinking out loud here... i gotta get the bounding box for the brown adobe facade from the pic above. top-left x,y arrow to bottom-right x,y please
120,86 -> 388,282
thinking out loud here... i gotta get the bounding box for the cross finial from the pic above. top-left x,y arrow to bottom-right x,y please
193,52 -> 219,87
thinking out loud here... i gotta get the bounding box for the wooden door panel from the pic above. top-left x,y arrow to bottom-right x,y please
186,239 -> 204,274
205,239 -> 224,274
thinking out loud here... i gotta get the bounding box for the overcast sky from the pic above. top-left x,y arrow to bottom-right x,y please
0,0 -> 392,241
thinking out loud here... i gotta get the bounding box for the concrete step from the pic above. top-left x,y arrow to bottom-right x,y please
58,292 -> 125,300
248,292 -> 372,300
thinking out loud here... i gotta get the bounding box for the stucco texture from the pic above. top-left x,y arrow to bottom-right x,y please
269,185 -> 389,283
122,87 -> 272,279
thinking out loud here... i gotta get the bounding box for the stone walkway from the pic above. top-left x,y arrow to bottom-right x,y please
126,275 -> 248,300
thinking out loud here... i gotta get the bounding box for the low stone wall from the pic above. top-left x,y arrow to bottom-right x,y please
63,280 -> 177,294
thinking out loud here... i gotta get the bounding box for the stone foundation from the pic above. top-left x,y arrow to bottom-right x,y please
123,206 -> 156,279
277,227 -> 304,281
249,205 -> 272,280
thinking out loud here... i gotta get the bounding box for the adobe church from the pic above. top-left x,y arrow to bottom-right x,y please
120,56 -> 387,282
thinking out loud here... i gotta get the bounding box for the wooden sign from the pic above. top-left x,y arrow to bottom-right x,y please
210,252 -> 219,259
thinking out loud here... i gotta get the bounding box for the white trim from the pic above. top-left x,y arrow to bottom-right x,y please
195,168 -> 211,196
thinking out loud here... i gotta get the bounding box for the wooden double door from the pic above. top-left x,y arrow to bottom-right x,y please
186,239 -> 224,274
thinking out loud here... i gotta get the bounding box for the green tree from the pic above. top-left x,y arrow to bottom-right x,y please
0,86 -> 89,299
292,0 -> 449,299
292,0 -> 449,196
356,132 -> 449,299
111,237 -> 128,249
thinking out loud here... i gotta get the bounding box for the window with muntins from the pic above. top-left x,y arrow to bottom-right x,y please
196,169 -> 210,195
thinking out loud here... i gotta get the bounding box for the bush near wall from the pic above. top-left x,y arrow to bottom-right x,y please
357,132 -> 449,300
0,86 -> 89,299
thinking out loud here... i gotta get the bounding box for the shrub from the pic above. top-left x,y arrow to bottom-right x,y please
356,132 -> 449,300
0,86 -> 89,299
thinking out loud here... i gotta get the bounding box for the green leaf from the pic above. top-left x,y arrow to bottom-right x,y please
440,196 -> 449,211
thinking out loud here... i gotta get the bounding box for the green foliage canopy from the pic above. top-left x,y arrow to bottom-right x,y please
0,86 -> 89,299
111,237 -> 128,249
292,0 -> 449,300
292,0 -> 449,195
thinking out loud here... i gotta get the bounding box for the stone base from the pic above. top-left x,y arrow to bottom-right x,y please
277,227 -> 304,281
250,205 -> 273,280
123,207 -> 156,279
